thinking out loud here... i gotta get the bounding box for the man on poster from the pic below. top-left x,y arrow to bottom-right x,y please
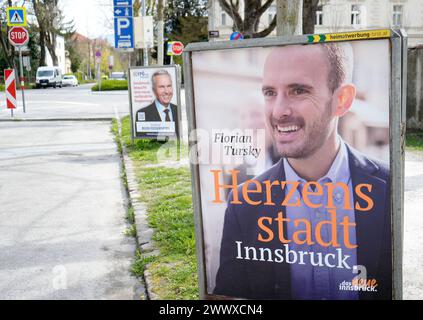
135,69 -> 179,137
213,43 -> 391,300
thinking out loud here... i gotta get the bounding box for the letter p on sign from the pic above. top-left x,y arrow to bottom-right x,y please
117,18 -> 130,35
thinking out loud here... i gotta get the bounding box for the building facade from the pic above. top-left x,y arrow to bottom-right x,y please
45,35 -> 66,73
210,0 -> 423,47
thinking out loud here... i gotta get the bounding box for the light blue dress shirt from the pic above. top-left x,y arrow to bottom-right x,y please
155,100 -> 174,122
283,138 -> 359,300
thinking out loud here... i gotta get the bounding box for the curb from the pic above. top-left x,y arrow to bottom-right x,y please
119,128 -> 160,300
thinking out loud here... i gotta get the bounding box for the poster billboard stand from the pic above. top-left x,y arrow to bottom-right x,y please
184,29 -> 406,300
128,64 -> 182,146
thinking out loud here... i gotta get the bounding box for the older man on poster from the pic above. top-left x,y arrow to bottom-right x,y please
214,43 -> 391,300
135,69 -> 179,138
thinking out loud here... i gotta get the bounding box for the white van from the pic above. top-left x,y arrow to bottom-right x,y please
36,66 -> 63,89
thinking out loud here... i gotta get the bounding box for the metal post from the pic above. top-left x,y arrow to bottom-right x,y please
208,0 -> 216,42
18,47 -> 26,113
157,0 -> 165,65
142,0 -> 148,66
98,62 -> 101,91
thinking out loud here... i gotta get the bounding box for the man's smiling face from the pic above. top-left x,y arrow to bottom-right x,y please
153,74 -> 173,106
262,45 -> 337,159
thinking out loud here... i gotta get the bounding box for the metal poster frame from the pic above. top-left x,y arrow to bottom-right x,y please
128,64 -> 182,142
183,29 -> 406,300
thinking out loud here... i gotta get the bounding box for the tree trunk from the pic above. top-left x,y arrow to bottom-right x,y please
276,0 -> 302,36
39,29 -> 46,66
46,32 -> 58,65
302,0 -> 319,34
157,0 -> 164,65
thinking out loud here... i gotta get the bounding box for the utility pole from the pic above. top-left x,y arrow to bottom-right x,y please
87,40 -> 91,79
276,0 -> 302,36
208,0 -> 216,42
142,0 -> 148,66
157,0 -> 165,65
18,47 -> 26,113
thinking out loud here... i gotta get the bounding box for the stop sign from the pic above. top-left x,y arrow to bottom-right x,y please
172,41 -> 184,55
8,26 -> 29,46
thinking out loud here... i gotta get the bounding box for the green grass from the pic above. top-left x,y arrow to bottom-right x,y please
91,79 -> 128,91
124,224 -> 138,238
126,206 -> 135,224
118,115 -> 188,165
406,131 -> 423,151
132,249 -> 156,275
113,116 -> 198,300
0,84 -> 4,91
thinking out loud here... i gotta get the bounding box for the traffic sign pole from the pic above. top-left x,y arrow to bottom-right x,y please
18,46 -> 26,113
8,26 -> 29,113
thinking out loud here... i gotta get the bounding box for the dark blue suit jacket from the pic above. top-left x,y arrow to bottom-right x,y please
214,144 -> 391,300
135,101 -> 179,138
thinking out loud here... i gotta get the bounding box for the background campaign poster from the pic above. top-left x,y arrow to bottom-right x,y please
189,39 -> 392,300
129,65 -> 180,140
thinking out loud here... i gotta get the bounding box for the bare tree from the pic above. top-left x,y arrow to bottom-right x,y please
218,0 -> 276,38
31,0 -> 73,66
0,0 -> 17,69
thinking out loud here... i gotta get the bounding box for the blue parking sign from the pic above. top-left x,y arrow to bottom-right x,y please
114,6 -> 133,17
114,17 -> 134,50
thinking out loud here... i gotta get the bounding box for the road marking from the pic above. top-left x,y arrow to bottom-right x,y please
21,101 -> 100,106
114,106 -> 120,121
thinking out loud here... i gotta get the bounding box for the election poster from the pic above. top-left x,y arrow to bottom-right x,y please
184,30 -> 406,300
129,65 -> 181,140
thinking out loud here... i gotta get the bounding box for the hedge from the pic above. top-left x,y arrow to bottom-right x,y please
91,79 -> 128,91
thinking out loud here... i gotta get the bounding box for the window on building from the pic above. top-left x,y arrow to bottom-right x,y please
316,5 -> 323,26
351,4 -> 361,26
221,12 -> 227,26
393,5 -> 403,26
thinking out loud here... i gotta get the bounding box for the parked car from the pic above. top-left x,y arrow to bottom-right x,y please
110,72 -> 126,81
36,66 -> 63,88
62,75 -> 79,87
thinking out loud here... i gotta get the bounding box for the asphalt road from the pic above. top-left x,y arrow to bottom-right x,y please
0,85 -> 142,299
0,84 -> 130,120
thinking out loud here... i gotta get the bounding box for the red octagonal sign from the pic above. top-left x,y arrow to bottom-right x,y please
8,26 -> 29,46
172,41 -> 184,55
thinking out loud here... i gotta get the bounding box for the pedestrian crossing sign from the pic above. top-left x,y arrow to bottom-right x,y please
6,7 -> 27,27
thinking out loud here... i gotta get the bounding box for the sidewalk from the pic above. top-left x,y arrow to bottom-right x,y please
404,149 -> 423,299
0,120 -> 142,299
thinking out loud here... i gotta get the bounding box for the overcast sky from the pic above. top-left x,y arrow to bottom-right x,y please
60,0 -> 114,39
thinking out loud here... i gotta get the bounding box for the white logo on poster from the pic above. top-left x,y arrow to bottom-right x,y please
138,112 -> 145,121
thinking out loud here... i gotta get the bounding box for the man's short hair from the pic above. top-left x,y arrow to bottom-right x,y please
151,69 -> 172,89
320,43 -> 354,93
